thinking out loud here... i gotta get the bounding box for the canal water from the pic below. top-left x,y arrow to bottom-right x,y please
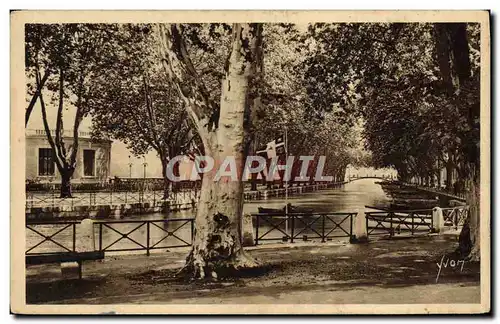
26,179 -> 391,254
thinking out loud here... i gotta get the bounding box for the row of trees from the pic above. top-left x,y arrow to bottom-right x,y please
304,22 -> 481,260
304,23 -> 480,191
26,23 -> 361,198
26,23 -> 362,277
26,22 -> 481,275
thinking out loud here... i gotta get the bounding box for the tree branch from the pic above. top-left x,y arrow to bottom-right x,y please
69,74 -> 86,168
143,75 -> 162,151
155,23 -> 217,134
38,72 -> 64,173
25,70 -> 50,126
55,68 -> 67,162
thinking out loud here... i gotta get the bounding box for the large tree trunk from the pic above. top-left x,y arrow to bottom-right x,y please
434,23 -> 480,261
184,146 -> 257,279
465,175 -> 480,260
249,158 -> 261,191
183,40 -> 260,277
60,169 -> 74,198
157,23 -> 263,279
160,157 -> 171,199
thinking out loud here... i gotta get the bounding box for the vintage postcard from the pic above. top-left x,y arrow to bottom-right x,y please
11,10 -> 490,314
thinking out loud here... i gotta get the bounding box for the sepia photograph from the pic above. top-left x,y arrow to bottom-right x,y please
10,10 -> 490,314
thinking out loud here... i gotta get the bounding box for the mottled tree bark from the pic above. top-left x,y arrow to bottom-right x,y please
157,23 -> 263,278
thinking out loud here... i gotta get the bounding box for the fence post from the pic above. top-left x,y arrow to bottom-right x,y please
411,212 -> 414,235
72,223 -> 76,252
365,214 -> 369,239
255,216 -> 259,245
430,210 -> 434,230
350,213 -> 353,238
321,215 -> 326,242
99,223 -> 103,251
432,207 -> 445,233
146,222 -> 150,256
290,214 -> 295,243
351,209 -> 368,243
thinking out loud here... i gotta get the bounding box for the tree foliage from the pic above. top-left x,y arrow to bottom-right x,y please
305,22 -> 481,260
87,25 -> 199,196
26,23 -> 116,196
304,23 -> 480,189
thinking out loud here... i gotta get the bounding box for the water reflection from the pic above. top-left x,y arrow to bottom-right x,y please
243,178 -> 391,214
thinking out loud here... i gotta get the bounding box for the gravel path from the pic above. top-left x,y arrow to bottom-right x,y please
26,235 -> 480,305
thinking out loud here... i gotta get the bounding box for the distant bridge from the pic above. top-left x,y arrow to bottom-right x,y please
347,175 -> 396,181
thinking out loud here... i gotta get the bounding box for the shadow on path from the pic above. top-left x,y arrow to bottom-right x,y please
26,235 -> 480,304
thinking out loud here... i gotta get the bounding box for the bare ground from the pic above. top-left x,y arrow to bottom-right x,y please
26,234 -> 480,304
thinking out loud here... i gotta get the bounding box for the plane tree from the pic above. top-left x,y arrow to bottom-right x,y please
26,23 -> 114,197
155,23 -> 263,279
304,22 -> 481,260
254,24 -> 358,184
87,24 -> 199,198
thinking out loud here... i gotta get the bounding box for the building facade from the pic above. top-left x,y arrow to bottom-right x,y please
26,129 -> 112,184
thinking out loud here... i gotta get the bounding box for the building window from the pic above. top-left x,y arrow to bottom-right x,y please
38,148 -> 55,176
83,150 -> 96,177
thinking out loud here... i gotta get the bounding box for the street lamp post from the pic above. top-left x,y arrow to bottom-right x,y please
143,156 -> 148,180
128,155 -> 133,178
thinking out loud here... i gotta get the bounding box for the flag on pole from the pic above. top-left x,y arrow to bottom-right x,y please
256,135 -> 285,159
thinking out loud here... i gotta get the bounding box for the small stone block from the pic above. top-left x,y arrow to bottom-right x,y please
60,261 -> 80,279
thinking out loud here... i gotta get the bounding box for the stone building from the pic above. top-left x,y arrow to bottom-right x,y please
25,129 -> 112,184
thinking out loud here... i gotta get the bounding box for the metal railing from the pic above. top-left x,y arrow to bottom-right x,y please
95,218 -> 194,255
26,189 -> 200,209
26,181 -> 348,209
366,209 -> 434,238
25,218 -> 195,256
25,206 -> 470,257
26,211 -> 355,256
442,206 -> 469,230
26,221 -> 79,255
253,212 -> 355,245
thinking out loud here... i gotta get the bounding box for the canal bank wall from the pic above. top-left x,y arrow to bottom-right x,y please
26,182 -> 347,220
403,183 -> 467,202
395,182 -> 467,206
